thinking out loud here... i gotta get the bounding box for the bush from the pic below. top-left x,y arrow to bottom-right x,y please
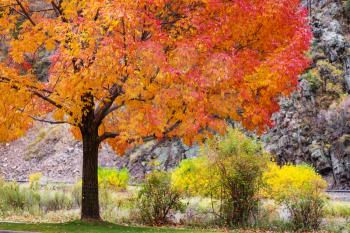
0,179 -> 78,215
0,181 -> 40,215
172,128 -> 269,227
100,186 -> 114,211
0,182 -> 26,211
71,180 -> 82,208
263,164 -> 327,230
303,70 -> 321,92
345,0 -> 350,15
205,129 -> 269,227
98,167 -> 129,191
40,191 -> 73,212
137,171 -> 185,225
29,172 -> 42,190
172,157 -> 216,197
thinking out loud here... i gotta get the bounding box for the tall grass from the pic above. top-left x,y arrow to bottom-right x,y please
325,201 -> 350,218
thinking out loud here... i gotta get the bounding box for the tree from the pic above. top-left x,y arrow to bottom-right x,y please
0,0 -> 311,220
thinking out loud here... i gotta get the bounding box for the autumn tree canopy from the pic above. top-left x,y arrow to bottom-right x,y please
0,0 -> 311,220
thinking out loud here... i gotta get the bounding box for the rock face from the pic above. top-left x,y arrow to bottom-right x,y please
0,123 -> 197,183
264,0 -> 350,189
113,140 -> 198,181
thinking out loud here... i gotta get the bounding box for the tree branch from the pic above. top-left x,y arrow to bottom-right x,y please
93,8 -> 100,21
29,115 -> 69,125
51,0 -> 68,22
15,0 -> 36,26
94,83 -> 123,126
98,132 -> 120,142
103,102 -> 124,116
0,76 -> 53,94
51,1 -> 62,15
31,8 -> 55,13
98,120 -> 182,144
0,76 -> 73,117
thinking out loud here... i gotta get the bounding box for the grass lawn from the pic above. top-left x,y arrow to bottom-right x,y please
0,221 -> 228,233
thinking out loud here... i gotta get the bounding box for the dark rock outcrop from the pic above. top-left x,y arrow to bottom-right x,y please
264,0 -> 350,189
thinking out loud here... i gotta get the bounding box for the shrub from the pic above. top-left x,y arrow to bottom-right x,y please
99,186 -> 114,211
204,129 -> 270,227
71,180 -> 82,208
303,70 -> 321,92
346,0 -> 350,15
0,181 -> 40,214
172,157 -> 216,197
263,164 -> 327,230
137,171 -> 185,225
40,191 -> 73,212
98,167 -> 129,191
0,182 -> 25,211
29,172 -> 42,190
172,128 -> 269,227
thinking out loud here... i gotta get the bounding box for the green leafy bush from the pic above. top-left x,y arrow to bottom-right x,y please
205,129 -> 269,227
172,128 -> 269,227
0,182 -> 26,211
303,70 -> 321,92
263,164 -> 327,230
137,171 -> 185,225
98,167 -> 129,191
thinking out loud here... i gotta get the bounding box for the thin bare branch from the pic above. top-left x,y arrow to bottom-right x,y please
0,76 -> 73,116
31,8 -> 55,13
51,0 -> 68,22
29,115 -> 69,125
15,0 -> 36,26
98,120 -> 182,144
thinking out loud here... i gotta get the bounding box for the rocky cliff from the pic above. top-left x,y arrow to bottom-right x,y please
265,0 -> 350,189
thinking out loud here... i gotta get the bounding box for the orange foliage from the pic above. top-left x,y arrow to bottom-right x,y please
0,0 -> 311,153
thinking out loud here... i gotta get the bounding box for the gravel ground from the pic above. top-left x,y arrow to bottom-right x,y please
326,191 -> 350,202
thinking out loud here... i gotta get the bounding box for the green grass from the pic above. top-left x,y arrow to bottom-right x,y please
0,221 -> 228,233
324,201 -> 350,218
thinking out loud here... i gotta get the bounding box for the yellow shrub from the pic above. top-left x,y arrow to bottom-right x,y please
171,156 -> 216,196
263,164 -> 327,230
29,172 -> 42,190
98,167 -> 129,191
263,163 -> 327,201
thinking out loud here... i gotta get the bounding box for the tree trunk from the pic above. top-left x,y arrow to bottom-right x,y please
81,127 -> 101,221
